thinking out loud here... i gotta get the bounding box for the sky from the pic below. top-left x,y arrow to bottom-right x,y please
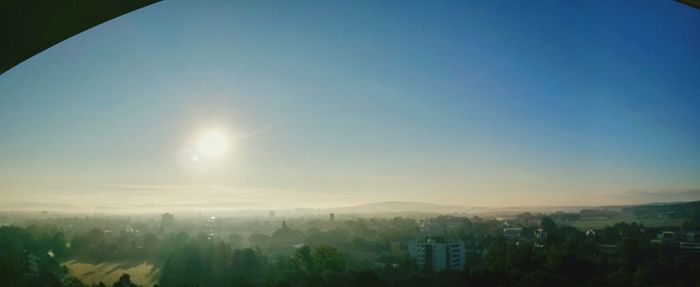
0,0 -> 699,212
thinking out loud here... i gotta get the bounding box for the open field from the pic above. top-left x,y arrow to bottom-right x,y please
567,218 -> 687,230
63,260 -> 159,287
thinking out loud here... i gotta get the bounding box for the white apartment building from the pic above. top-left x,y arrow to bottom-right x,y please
408,238 -> 465,271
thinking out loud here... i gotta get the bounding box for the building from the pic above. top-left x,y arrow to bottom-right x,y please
160,213 -> 174,233
503,227 -> 524,241
680,242 -> 700,254
651,231 -> 687,244
206,216 -> 217,239
408,237 -> 465,271
652,230 -> 700,255
329,213 -> 335,222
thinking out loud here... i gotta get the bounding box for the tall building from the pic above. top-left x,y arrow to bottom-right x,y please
408,237 -> 465,271
329,213 -> 335,222
160,213 -> 175,233
269,210 -> 276,218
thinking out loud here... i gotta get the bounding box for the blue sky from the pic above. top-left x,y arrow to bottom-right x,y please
0,0 -> 698,211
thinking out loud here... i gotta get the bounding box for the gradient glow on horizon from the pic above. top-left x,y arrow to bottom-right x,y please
0,0 -> 699,211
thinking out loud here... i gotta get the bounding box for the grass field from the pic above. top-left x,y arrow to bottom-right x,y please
63,260 -> 159,287
567,217 -> 687,230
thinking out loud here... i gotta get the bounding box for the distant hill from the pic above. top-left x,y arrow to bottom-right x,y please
315,201 -> 601,216
326,201 -> 470,214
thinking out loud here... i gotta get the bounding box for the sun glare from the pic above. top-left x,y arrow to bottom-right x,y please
198,130 -> 228,158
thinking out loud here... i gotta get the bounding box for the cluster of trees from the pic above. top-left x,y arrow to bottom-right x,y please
159,238 -> 350,287
0,226 -> 143,287
0,226 -> 67,286
157,233 -> 422,287
465,218 -> 700,286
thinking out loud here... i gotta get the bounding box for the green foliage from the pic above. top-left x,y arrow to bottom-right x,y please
158,237 -> 269,287
0,226 -> 67,287
112,273 -> 141,287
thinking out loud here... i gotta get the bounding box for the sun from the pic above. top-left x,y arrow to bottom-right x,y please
198,130 -> 228,158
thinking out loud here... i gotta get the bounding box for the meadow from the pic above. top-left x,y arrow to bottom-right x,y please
63,260 -> 159,287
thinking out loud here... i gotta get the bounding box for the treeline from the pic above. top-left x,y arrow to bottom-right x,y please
624,201 -> 700,220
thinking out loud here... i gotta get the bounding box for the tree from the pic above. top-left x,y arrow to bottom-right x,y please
231,248 -> 265,278
112,273 -> 141,287
0,226 -> 66,287
62,276 -> 88,287
282,245 -> 347,286
248,233 -> 270,249
311,246 -> 346,274
540,217 -> 563,245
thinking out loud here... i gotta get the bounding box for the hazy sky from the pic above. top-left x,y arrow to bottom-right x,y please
1,0 -> 699,211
